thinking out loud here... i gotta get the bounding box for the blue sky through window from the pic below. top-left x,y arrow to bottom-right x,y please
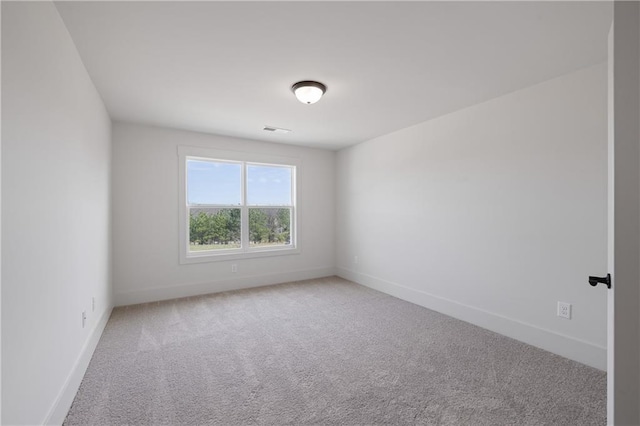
187,160 -> 241,205
247,165 -> 292,205
187,160 -> 292,206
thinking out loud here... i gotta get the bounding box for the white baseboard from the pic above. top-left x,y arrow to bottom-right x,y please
114,266 -> 337,306
44,306 -> 113,425
337,267 -> 606,371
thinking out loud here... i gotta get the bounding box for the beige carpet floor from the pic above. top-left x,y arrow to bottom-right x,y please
65,276 -> 606,425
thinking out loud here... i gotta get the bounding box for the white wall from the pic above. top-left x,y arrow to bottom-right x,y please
1,2 -> 112,425
112,122 -> 335,305
336,63 -> 608,370
0,2 -> 4,423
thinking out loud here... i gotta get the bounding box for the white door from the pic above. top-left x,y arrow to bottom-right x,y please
607,3 -> 640,425
606,19 -> 614,425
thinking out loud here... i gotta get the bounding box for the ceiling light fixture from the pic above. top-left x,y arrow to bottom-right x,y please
291,81 -> 326,105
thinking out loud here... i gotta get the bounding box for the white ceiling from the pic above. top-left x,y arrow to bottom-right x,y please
55,1 -> 612,150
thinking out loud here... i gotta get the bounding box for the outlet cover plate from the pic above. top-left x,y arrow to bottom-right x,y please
557,302 -> 571,319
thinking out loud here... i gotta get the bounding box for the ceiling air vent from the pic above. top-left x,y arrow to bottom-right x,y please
263,126 -> 291,134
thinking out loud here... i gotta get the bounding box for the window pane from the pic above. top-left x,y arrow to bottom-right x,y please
247,165 -> 292,206
249,208 -> 291,247
187,160 -> 241,205
189,208 -> 241,252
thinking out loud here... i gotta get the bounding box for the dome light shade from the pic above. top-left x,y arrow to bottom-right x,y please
291,81 -> 326,104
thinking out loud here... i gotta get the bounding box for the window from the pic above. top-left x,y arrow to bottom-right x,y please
178,147 -> 298,263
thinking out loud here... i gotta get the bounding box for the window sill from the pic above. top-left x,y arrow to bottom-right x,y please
180,246 -> 300,265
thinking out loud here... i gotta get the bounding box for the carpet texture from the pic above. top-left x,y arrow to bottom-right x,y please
65,276 -> 606,425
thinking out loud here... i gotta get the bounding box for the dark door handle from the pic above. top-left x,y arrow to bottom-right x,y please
589,274 -> 611,289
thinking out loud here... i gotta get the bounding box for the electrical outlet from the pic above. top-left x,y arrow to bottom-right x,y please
231,264 -> 238,273
557,302 -> 571,319
92,297 -> 96,312
354,256 -> 359,265
82,311 -> 87,328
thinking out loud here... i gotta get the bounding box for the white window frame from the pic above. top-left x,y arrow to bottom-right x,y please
178,146 -> 300,264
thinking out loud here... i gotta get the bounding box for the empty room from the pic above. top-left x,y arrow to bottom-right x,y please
2,1 -> 640,425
